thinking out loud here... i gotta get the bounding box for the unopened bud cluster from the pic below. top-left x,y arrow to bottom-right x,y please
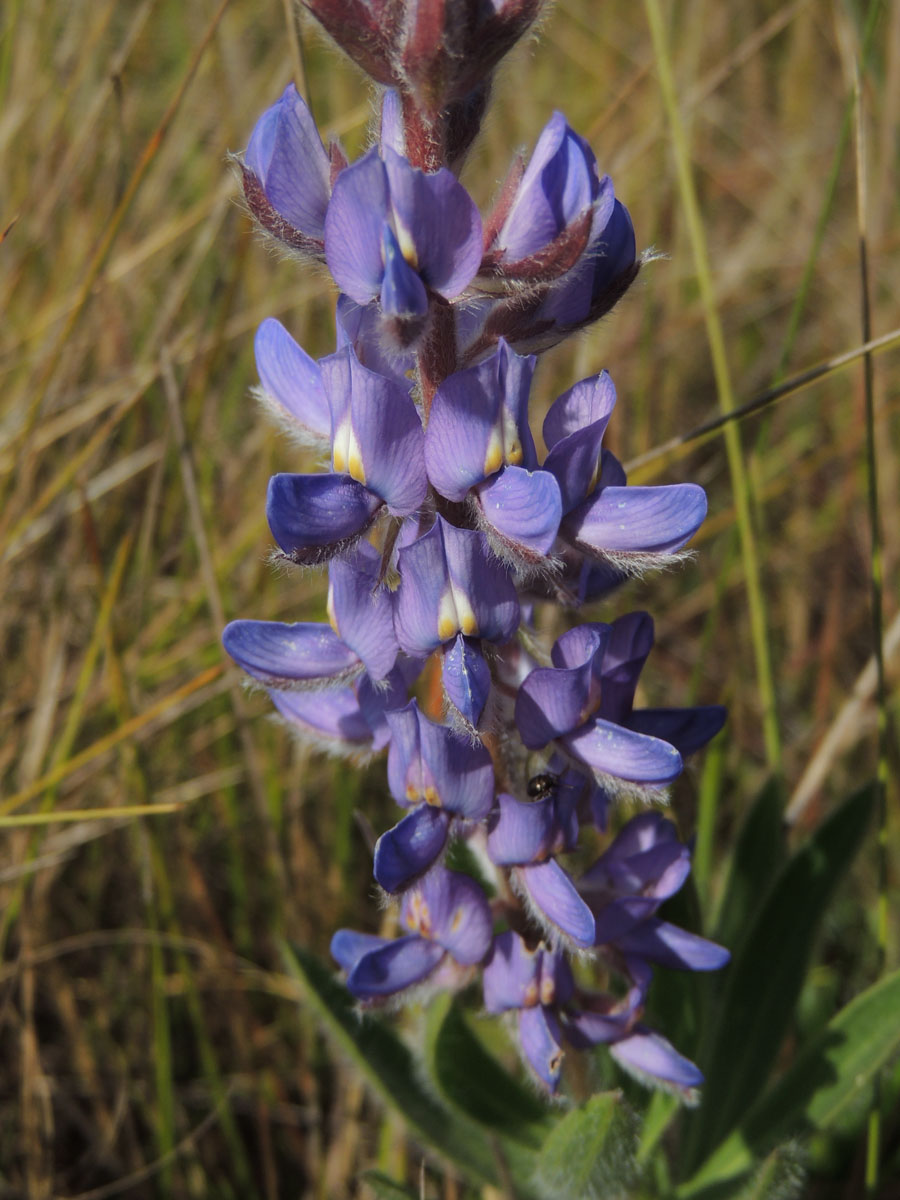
225,0 -> 728,1096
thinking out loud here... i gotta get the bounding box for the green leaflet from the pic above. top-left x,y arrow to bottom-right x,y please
713,777 -> 787,954
278,942 -> 498,1187
682,782 -> 876,1172
536,1091 -> 638,1200
360,1170 -> 421,1199
678,967 -> 900,1197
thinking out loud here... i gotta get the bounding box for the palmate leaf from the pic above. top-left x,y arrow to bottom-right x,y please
677,967 -> 900,1197
536,1091 -> 639,1200
681,782 -> 876,1173
279,942 -> 499,1187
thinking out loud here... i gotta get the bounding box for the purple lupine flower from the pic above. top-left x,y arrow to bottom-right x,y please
542,370 -> 708,566
483,931 -> 574,1091
332,868 -> 492,1003
266,344 -> 426,565
373,700 -> 495,892
578,811 -> 730,970
515,615 -> 725,788
393,516 -> 520,726
324,147 -> 482,334
483,112 -> 611,283
486,792 -> 595,948
240,84 -> 335,253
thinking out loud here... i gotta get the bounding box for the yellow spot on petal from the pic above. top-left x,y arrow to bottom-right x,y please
540,977 -> 556,1006
395,218 -> 419,268
326,586 -> 340,635
451,585 -> 479,637
438,588 -> 460,641
484,430 -> 504,477
450,908 -> 463,933
424,786 -> 441,806
524,982 -> 539,1006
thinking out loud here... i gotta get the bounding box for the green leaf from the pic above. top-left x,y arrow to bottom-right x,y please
678,968 -> 900,1197
682,782 -> 876,1173
424,992 -> 554,1147
536,1091 -> 638,1200
279,942 -> 498,1187
713,777 -> 786,953
360,1170 -> 420,1199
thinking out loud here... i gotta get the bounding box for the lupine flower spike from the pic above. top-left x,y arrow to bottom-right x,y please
226,0 -> 729,1101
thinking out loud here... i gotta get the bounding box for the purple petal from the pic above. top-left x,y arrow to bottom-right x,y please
374,805 -> 452,892
442,634 -> 492,728
254,318 -> 330,439
357,664 -> 419,750
627,706 -> 726,757
386,701 -> 494,818
383,147 -> 482,298
380,222 -> 429,317
270,684 -> 376,748
328,549 -> 398,680
266,473 -> 382,562
380,88 -> 404,155
325,149 -> 389,304
223,620 -> 358,688
499,112 -> 601,262
543,369 -> 617,449
563,1007 -> 634,1049
425,340 -> 537,501
476,467 -> 562,557
331,928 -> 391,974
487,794 -> 559,866
335,295 -> 415,386
245,84 -> 331,239
321,346 -> 427,516
565,483 -> 707,556
393,517 -> 519,654
483,930 -> 542,1012
599,611 -> 655,721
609,1028 -> 704,1091
514,627 -> 606,748
518,859 -> 595,947
562,718 -> 683,785
616,919 -> 731,972
518,1005 -> 565,1092
402,869 -> 492,964
346,935 -> 445,999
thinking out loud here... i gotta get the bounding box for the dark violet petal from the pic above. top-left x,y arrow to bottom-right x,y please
563,1007 -> 633,1049
476,467 -> 562,556
599,611 -> 655,721
609,1028 -> 704,1091
266,473 -> 382,561
415,705 -> 494,818
600,809 -> 679,859
385,701 -> 423,806
487,794 -> 558,866
357,665 -> 418,751
499,112 -> 599,262
627,705 -> 727,757
550,622 -> 608,672
566,483 -> 708,555
482,930 -> 542,1013
325,149 -> 389,304
331,928 -> 391,973
374,805 -> 452,892
270,685 -> 375,747
223,619 -> 358,687
591,897 -> 661,945
562,718 -> 682,785
544,424 -> 608,515
321,346 -> 427,516
254,318 -> 330,438
543,370 -> 617,449
402,869 -> 492,964
425,340 -> 536,501
616,919 -> 731,972
540,946 -> 576,1007
383,147 -> 483,298
328,550 -> 398,680
393,519 -> 448,654
515,647 -> 601,749
346,935 -> 445,999
518,859 -> 595,947
380,222 -> 428,317
442,634 -> 492,728
246,84 -> 331,238
518,1005 -> 565,1092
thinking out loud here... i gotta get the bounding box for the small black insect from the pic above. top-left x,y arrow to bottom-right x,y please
526,772 -> 559,800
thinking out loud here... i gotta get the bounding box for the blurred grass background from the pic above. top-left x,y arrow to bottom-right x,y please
1,0 -> 898,1195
